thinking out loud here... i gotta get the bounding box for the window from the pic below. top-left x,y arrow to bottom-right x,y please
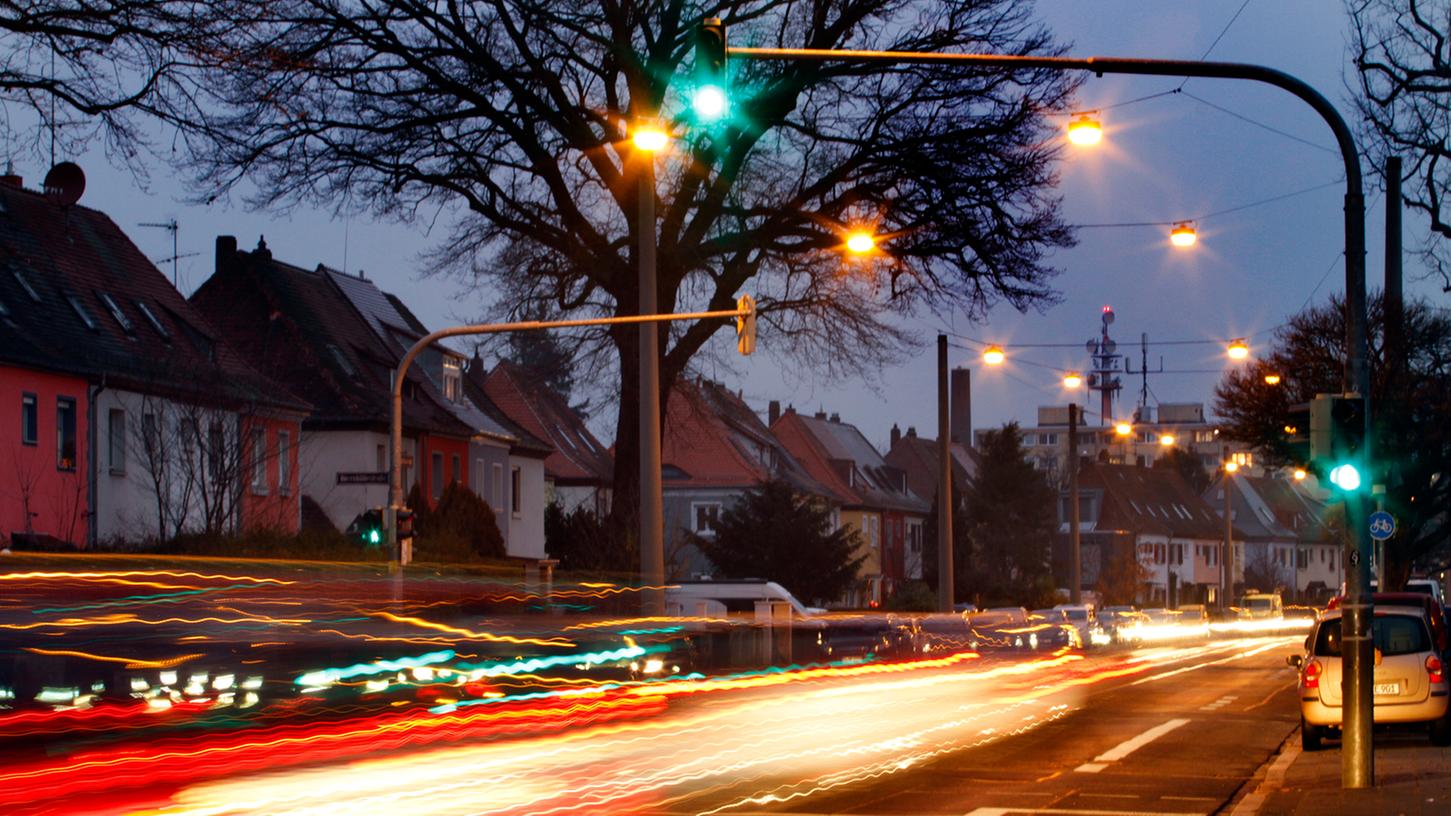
1232,451 -> 1254,467
442,356 -> 463,402
492,463 -> 504,509
692,502 -> 722,536
451,454 -> 461,484
108,409 -> 126,474
1038,432 -> 1058,446
21,392 -> 37,445
56,397 -> 77,470
251,428 -> 268,493
208,422 -> 225,483
98,292 -> 134,333
277,431 -> 291,495
907,521 -> 923,553
511,465 -> 522,516
1194,430 -> 1216,443
328,344 -> 357,378
12,266 -> 40,301
135,300 -> 171,340
431,452 -> 444,499
376,444 -> 386,472
65,293 -> 98,330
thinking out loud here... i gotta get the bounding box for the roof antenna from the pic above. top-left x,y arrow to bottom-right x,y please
139,218 -> 199,289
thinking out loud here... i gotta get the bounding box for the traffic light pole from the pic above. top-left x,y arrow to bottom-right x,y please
730,44 -> 1373,787
385,305 -> 752,574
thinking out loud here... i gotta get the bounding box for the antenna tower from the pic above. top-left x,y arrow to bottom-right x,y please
1085,306 -> 1123,426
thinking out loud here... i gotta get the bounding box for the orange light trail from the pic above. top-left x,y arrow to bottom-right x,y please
369,612 -> 575,647
22,647 -> 206,669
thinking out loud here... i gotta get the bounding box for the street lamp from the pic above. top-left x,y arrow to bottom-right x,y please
1264,373 -> 1282,385
1062,371 -> 1083,389
1159,433 -> 1176,447
1225,460 -> 1240,474
1227,338 -> 1250,360
1293,468 -> 1308,481
634,116 -> 668,615
1067,113 -> 1103,145
982,345 -> 1006,365
845,230 -> 876,255
1169,221 -> 1198,248
631,120 -> 670,153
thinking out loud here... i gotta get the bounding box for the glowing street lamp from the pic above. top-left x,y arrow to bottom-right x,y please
1067,113 -> 1102,146
1159,433 -> 1176,447
1227,338 -> 1250,360
1114,421 -> 1133,437
1293,468 -> 1308,481
1264,373 -> 1282,385
845,230 -> 876,255
1170,221 -> 1198,248
631,121 -> 670,153
1062,372 -> 1083,389
1225,460 -> 1240,474
982,345 -> 1006,366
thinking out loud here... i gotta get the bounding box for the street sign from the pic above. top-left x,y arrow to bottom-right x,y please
1369,510 -> 1396,541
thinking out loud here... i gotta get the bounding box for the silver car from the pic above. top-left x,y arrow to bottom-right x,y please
1289,606 -> 1451,750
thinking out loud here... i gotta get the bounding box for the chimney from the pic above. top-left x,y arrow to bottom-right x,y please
814,409 -> 827,420
829,412 -> 840,423
215,235 -> 238,274
0,162 -> 20,188
768,400 -> 781,426
889,423 -> 901,449
253,235 -> 272,262
906,426 -> 917,438
951,367 -> 972,447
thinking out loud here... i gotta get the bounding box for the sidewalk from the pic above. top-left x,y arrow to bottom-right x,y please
1235,727 -> 1451,816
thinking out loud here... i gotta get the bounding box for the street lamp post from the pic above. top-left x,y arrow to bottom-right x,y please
635,124 -> 666,616
1224,462 -> 1239,612
729,45 -> 1373,787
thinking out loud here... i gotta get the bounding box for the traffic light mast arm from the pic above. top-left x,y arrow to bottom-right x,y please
386,302 -> 755,561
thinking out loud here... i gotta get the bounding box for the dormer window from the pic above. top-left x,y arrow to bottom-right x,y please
65,293 -> 98,330
442,355 -> 463,402
12,266 -> 40,301
97,291 -> 134,334
328,344 -> 357,378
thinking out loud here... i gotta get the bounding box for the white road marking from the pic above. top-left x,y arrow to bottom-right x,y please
1199,694 -> 1238,711
1074,718 -> 1191,772
1230,736 -> 1302,816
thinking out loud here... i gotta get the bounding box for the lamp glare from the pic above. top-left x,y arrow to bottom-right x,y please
1159,434 -> 1176,447
692,85 -> 728,121
983,345 -> 1006,366
1227,339 -> 1250,360
1114,422 -> 1132,437
1170,221 -> 1198,248
1264,373 -> 1282,385
1062,372 -> 1083,389
845,231 -> 876,255
1067,114 -> 1102,146
631,123 -> 669,152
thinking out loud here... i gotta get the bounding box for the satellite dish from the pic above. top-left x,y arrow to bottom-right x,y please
1102,308 -> 1116,325
43,162 -> 86,206
1103,339 -> 1117,354
1086,339 -> 1098,353
1087,374 -> 1100,387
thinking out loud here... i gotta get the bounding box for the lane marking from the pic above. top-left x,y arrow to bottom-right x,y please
1199,694 -> 1238,711
1075,718 -> 1191,772
1128,640 -> 1289,686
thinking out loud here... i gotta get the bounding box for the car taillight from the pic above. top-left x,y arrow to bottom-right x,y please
1428,655 -> 1445,685
1302,659 -> 1322,690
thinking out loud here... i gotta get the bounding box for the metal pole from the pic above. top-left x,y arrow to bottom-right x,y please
1069,403 -> 1081,604
937,335 -> 954,612
1222,471 -> 1233,612
638,154 -> 665,615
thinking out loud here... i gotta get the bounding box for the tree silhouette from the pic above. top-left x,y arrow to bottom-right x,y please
1153,446 -> 1210,495
961,423 -> 1056,603
161,0 -> 1080,537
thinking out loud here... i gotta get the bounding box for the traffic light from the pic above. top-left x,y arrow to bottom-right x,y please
348,508 -> 386,546
736,294 -> 756,356
1282,402 -> 1311,465
692,18 -> 728,123
1310,393 -> 1366,492
396,506 -> 416,551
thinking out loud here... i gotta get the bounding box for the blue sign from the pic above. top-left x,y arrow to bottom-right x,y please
1369,511 -> 1396,541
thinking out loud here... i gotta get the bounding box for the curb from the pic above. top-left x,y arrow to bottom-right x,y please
1225,726 -> 1302,815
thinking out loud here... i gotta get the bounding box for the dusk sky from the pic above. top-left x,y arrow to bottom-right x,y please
33,0 -> 1441,451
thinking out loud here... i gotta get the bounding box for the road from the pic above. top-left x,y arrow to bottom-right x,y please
0,559 -> 1307,816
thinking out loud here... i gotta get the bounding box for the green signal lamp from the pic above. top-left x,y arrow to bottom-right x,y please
692,18 -> 729,124
692,84 -> 728,121
366,528 -> 382,545
1329,463 -> 1363,492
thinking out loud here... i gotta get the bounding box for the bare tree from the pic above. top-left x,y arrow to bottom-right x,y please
1349,0 -> 1451,289
162,0 -> 1079,531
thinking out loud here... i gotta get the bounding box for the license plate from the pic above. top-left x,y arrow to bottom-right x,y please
1374,682 -> 1400,695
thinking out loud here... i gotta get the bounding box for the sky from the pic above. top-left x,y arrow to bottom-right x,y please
17,0 -> 1442,452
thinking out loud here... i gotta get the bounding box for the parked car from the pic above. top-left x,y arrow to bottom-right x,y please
1327,592 -> 1450,656
1177,604 -> 1213,638
1099,605 -> 1148,645
1236,593 -> 1284,620
1405,577 -> 1446,607
1053,603 -> 1103,647
1289,605 -> 1450,750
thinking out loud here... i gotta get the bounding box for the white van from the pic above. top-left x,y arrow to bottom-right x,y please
665,580 -> 818,618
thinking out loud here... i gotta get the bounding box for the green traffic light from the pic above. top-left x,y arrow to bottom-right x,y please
692,84 -> 727,121
368,529 -> 382,544
1329,463 -> 1363,492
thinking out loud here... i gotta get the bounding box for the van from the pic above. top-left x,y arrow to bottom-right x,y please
664,580 -> 818,618
1237,593 -> 1284,620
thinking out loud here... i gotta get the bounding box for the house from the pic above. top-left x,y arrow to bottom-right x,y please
482,360 -> 613,515
882,423 -> 979,579
772,407 -> 931,606
325,276 -> 554,560
1061,462 -> 1242,606
0,174 -> 309,548
660,380 -> 844,584
1206,473 -> 1338,602
192,236 -> 476,539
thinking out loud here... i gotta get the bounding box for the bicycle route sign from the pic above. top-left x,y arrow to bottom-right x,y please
1368,511 -> 1396,541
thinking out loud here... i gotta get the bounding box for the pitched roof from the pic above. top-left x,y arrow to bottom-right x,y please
772,410 -> 930,513
661,380 -> 839,497
1208,474 -> 1331,543
190,237 -> 468,435
0,182 -> 305,411
883,430 -> 978,503
483,360 -> 612,484
1078,462 -> 1233,540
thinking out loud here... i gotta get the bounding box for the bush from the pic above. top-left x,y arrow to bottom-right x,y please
886,580 -> 938,612
423,481 -> 505,559
544,503 -> 633,574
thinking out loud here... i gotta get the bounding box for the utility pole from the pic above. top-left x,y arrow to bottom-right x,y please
1222,468 -> 1234,610
638,145 -> 665,616
1068,403 -> 1081,604
937,334 -> 954,612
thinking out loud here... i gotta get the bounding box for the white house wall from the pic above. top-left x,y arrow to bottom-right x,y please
300,429 -> 409,532
508,454 -> 546,560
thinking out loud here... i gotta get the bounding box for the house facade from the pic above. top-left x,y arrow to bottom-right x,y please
1206,473 -> 1338,602
883,423 -> 979,579
1,177 -> 308,548
772,408 -> 930,606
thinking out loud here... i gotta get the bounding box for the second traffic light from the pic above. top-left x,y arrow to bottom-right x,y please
736,294 -> 756,356
692,18 -> 728,122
